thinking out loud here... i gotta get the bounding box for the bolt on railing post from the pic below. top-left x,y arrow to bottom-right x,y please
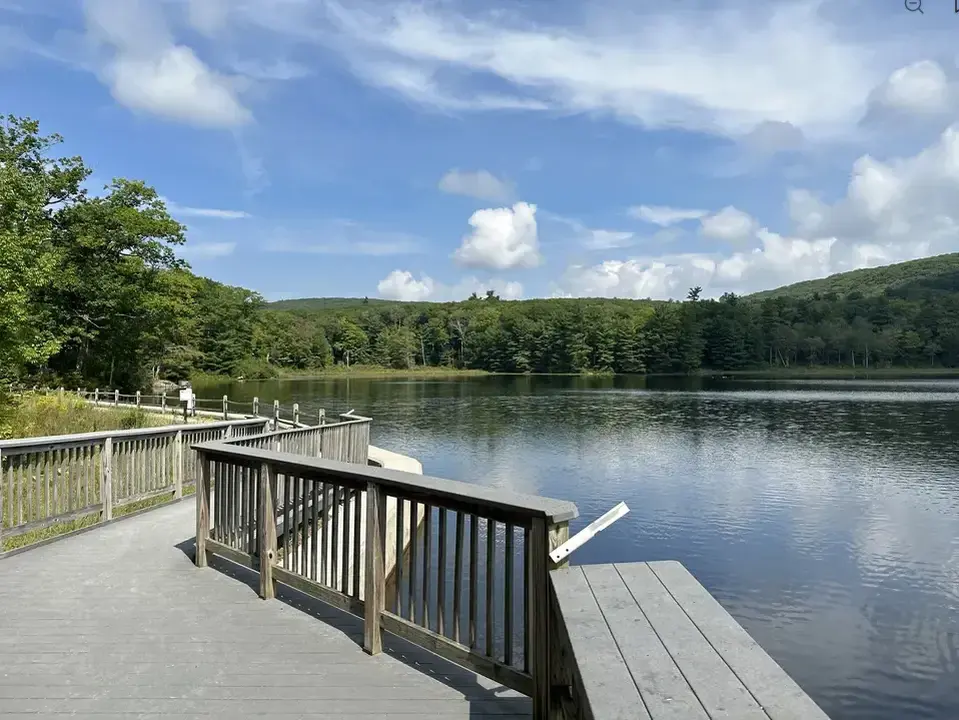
273,400 -> 280,430
253,396 -> 259,416
258,463 -> 278,600
293,403 -> 299,426
101,437 -> 114,521
136,391 -> 141,407
114,389 -> 119,407
222,395 -> 229,420
364,480 -> 387,655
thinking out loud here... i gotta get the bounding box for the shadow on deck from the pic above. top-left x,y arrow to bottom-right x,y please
0,500 -> 530,719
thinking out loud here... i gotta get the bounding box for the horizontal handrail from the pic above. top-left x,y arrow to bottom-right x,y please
193,441 -> 577,524
0,418 -> 267,455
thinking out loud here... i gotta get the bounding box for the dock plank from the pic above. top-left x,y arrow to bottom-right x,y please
550,565 -> 652,720
0,500 -> 529,719
648,561 -> 830,720
582,564 -> 709,720
616,562 -> 768,719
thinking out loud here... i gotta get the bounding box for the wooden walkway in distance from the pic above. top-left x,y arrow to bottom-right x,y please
0,500 -> 530,719
551,562 -> 830,720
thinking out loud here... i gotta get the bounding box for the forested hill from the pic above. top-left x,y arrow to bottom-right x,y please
750,253 -> 959,301
6,112 -> 959,391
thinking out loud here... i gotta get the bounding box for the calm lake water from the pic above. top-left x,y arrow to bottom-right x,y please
204,375 -> 959,720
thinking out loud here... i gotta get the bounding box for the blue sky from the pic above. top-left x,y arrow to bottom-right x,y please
3,0 -> 959,301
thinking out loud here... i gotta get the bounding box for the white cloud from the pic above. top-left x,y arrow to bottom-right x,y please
453,201 -> 541,270
560,123 -> 959,299
82,0 -> 251,127
320,1 -> 901,141
180,241 -> 236,258
867,60 -> 952,117
163,197 -> 251,220
377,270 -> 522,302
587,230 -> 635,251
700,206 -> 758,243
629,205 -> 707,226
438,169 -> 513,202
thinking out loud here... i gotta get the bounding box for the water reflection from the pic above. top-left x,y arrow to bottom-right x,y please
203,375 -> 959,720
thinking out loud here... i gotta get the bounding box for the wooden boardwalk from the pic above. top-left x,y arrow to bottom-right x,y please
0,500 -> 530,719
551,562 -> 830,720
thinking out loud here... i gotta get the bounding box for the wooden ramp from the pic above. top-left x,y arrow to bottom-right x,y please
0,500 -> 530,719
550,562 -> 830,720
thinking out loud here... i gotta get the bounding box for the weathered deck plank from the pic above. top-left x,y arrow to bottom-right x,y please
551,562 -> 830,720
0,500 -> 529,719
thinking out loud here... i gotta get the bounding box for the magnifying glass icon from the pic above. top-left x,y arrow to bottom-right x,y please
905,0 -> 923,12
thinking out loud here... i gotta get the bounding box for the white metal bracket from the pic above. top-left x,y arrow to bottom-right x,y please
549,502 -> 629,565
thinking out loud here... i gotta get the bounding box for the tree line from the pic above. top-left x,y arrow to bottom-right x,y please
3,114 -> 959,391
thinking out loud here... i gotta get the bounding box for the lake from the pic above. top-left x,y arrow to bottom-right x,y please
202,374 -> 959,720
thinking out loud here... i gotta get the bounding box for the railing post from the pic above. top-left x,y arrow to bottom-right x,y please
58,386 -> 64,397
94,388 -> 99,405
136,391 -> 141,407
293,403 -> 299,426
318,408 -> 325,425
364,481 -> 387,655
114,389 -> 119,407
258,463 -> 278,600
0,449 -> 4,549
173,430 -> 183,498
253,396 -> 259,416
529,517 -> 570,720
222,395 -> 229,420
196,453 -> 212,568
161,392 -> 166,412
273,400 -> 280,430
101,438 -> 113,521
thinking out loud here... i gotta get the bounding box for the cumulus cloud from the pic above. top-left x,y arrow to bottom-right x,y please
453,201 -> 541,270
377,270 -> 522,302
559,123 -> 959,299
867,60 -> 953,118
438,169 -> 514,202
629,205 -> 707,226
700,206 -> 758,243
82,0 -> 250,127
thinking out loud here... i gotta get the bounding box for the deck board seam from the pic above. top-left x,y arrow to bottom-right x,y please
581,564 -> 653,719
611,562 -> 713,719
646,562 -> 774,720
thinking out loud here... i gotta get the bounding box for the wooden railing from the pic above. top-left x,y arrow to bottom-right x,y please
0,418 -> 269,549
225,414 -> 371,465
193,441 -> 577,719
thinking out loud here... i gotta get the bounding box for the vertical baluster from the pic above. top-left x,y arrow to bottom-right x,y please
422,505 -> 432,631
486,518 -> 496,659
321,482 -> 331,586
250,465 -> 258,555
408,500 -> 418,622
342,487 -> 352,592
331,484 -> 340,590
469,514 -> 478,649
523,526 -> 530,673
453,511 -> 464,643
353,487 -> 362,598
300,476 -> 309,577
285,474 -> 293,570
437,508 -> 447,637
394,497 -> 405,615
311,480 -> 319,581
505,522 -> 514,666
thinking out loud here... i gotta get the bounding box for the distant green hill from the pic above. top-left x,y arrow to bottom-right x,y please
268,297 -> 398,311
750,252 -> 959,301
